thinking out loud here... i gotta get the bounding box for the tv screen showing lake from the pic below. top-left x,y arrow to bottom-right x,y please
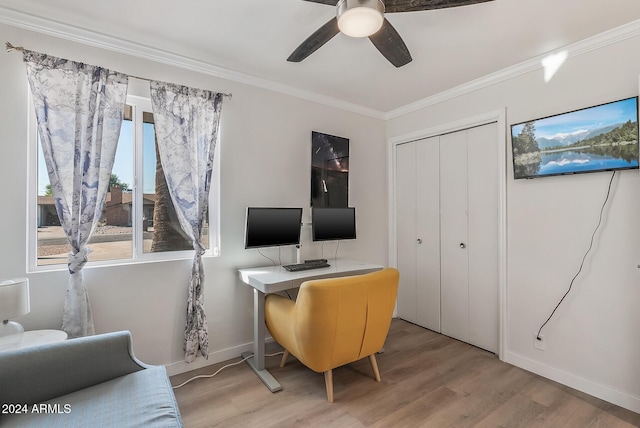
511,97 -> 639,179
538,150 -> 638,176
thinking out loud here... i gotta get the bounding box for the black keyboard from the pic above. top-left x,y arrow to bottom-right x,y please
282,262 -> 330,272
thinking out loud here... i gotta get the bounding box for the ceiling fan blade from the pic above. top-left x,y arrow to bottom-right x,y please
301,0 -> 338,4
368,18 -> 412,67
288,17 -> 340,62
384,0 -> 494,13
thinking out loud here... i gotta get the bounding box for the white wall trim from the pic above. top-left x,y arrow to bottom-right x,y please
506,351 -> 640,414
164,337 -> 277,377
387,108 -> 508,360
164,341 -> 253,377
0,6 -> 386,120
385,19 -> 640,120
2,6 -> 639,122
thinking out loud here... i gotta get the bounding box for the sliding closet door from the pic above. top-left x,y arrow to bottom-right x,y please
396,142 -> 418,324
395,122 -> 499,353
467,123 -> 499,352
396,137 -> 440,330
415,138 -> 440,331
439,131 -> 470,343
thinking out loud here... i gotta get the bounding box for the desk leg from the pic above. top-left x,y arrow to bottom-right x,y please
242,288 -> 282,392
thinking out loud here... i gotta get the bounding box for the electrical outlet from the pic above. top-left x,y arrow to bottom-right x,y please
534,334 -> 545,351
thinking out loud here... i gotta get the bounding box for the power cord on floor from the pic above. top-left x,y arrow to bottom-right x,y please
535,170 -> 616,341
172,351 -> 284,389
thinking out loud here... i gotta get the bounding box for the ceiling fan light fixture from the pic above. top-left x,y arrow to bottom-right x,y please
337,0 -> 385,38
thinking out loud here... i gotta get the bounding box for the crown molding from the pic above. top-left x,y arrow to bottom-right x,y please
2,6 -> 639,122
0,6 -> 386,120
386,18 -> 640,120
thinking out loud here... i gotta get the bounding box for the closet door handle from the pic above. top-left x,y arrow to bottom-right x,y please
459,243 -> 466,249
417,238 -> 422,244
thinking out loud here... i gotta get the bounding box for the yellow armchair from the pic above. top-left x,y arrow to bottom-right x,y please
265,268 -> 399,402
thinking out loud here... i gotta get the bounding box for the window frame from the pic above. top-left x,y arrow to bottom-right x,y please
27,92 -> 220,273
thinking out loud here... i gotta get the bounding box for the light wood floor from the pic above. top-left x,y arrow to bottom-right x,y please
171,319 -> 640,427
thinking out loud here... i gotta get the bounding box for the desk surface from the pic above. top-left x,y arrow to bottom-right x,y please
239,259 -> 384,294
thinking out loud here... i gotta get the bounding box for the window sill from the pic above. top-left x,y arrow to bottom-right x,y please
29,250 -> 219,274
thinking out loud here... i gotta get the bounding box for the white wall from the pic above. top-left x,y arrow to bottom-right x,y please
387,32 -> 640,411
0,22 -> 387,373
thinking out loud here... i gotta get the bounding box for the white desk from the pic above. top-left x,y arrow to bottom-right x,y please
238,259 -> 383,392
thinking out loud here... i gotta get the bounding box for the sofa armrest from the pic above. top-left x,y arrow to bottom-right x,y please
0,331 -> 149,405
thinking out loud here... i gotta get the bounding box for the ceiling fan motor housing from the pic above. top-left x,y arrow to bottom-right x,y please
337,0 -> 385,38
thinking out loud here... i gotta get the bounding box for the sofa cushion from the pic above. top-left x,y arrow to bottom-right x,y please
1,366 -> 182,428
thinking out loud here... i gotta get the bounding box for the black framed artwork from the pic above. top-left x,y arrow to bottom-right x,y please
311,131 -> 349,207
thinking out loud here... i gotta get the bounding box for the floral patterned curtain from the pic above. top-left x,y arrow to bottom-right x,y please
24,50 -> 128,338
150,81 -> 223,362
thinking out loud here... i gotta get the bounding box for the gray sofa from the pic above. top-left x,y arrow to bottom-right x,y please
0,331 -> 182,427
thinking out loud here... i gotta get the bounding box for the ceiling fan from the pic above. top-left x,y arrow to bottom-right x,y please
288,0 -> 494,68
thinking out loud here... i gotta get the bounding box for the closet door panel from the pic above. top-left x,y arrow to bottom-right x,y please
396,142 -> 418,324
467,123 -> 499,352
415,137 -> 441,331
439,131 -> 469,343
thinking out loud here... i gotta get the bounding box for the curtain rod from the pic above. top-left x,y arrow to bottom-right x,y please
5,42 -> 232,99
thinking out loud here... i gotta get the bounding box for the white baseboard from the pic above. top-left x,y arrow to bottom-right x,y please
164,337 -> 276,377
505,351 -> 640,414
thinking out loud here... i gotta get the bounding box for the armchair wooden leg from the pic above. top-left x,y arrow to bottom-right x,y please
280,350 -> 289,368
369,354 -> 381,382
324,370 -> 334,403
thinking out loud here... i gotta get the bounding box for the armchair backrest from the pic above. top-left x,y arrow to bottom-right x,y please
293,268 -> 399,372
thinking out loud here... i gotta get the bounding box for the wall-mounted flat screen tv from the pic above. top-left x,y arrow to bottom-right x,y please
312,207 -> 356,241
511,96 -> 639,179
244,207 -> 303,249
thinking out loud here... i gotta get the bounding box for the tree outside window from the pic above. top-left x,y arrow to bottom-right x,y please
35,98 -> 214,267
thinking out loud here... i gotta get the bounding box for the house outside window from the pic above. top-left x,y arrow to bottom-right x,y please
30,94 -> 219,270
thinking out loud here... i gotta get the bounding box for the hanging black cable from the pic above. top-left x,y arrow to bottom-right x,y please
536,170 -> 616,340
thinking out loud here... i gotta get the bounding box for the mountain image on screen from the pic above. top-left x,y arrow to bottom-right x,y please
511,97 -> 639,179
536,123 -> 628,149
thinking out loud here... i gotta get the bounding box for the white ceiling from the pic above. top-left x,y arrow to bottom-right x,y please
2,0 -> 640,114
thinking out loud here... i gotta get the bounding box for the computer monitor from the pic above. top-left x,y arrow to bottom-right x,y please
244,207 -> 303,249
311,207 -> 356,242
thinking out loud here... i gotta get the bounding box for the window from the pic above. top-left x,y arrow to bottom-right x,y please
30,94 -> 220,270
